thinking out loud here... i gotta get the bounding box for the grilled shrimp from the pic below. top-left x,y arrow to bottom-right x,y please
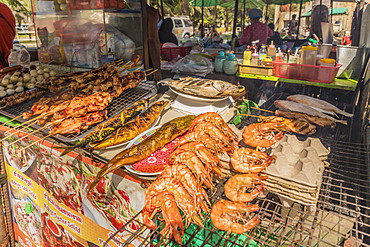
145,176 -> 203,226
189,112 -> 239,142
224,174 -> 267,202
242,122 -> 286,148
169,150 -> 213,189
210,199 -> 260,234
174,141 -> 222,177
142,191 -> 184,244
175,131 -> 221,152
160,164 -> 210,213
231,147 -> 276,174
192,121 -> 237,152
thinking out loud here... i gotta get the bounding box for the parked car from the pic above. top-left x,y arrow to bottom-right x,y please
166,16 -> 194,38
16,24 -> 29,32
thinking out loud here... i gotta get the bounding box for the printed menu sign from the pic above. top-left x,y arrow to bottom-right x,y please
1,126 -> 146,247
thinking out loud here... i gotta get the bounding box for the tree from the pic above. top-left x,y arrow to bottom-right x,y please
0,0 -> 31,26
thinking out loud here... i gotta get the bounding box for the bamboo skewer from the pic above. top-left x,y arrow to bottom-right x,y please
250,106 -> 274,113
0,105 -> 7,110
4,123 -> 53,147
146,69 -> 158,77
18,134 -> 52,152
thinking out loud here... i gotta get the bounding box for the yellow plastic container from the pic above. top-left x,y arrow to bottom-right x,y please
301,46 -> 319,65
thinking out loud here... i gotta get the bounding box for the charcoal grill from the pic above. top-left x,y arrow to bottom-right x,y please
103,92 -> 370,247
0,82 -> 157,142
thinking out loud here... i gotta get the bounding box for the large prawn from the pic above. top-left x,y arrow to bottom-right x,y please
173,141 -> 223,177
189,112 -> 239,143
192,121 -> 238,152
210,199 -> 260,234
169,150 -> 213,189
231,147 -> 276,173
242,122 -> 286,148
224,174 -> 267,202
160,164 -> 210,213
175,131 -> 223,153
142,191 -> 184,244
145,176 -> 203,226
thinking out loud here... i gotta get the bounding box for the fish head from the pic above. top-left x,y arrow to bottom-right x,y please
212,81 -> 245,96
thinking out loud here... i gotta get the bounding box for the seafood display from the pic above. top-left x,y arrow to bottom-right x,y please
163,77 -> 245,98
92,101 -> 169,149
231,147 -> 276,173
275,110 -> 336,128
258,116 -> 317,135
286,94 -> 354,117
88,115 -> 196,192
59,99 -> 151,155
242,122 -> 286,148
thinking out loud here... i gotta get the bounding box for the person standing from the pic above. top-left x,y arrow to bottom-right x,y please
0,3 -> 16,68
288,14 -> 298,37
239,9 -> 273,47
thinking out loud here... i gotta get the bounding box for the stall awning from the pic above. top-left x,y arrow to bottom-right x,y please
302,7 -> 349,17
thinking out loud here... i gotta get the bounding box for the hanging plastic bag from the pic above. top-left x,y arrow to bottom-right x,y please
171,54 -> 213,77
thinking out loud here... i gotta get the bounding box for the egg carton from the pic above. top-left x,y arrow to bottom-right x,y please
265,134 -> 330,187
261,134 -> 330,209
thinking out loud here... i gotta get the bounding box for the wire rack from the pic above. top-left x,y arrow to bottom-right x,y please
104,93 -> 370,247
0,82 -> 157,142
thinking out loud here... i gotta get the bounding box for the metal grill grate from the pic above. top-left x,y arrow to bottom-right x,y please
0,82 -> 157,142
104,93 -> 370,246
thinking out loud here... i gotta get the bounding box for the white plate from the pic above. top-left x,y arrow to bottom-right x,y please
3,140 -> 35,173
90,116 -> 161,150
124,126 -> 163,176
169,86 -> 229,102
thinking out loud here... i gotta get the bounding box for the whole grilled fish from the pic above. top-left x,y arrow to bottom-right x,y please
88,115 -> 196,192
287,95 -> 354,117
92,100 -> 169,149
163,77 -> 245,98
274,100 -> 347,125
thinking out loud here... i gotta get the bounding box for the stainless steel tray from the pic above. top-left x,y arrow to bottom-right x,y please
0,82 -> 158,142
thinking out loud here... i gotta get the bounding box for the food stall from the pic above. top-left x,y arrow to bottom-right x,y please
0,0 -> 370,247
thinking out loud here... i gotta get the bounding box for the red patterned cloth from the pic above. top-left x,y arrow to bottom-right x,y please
239,22 -> 273,46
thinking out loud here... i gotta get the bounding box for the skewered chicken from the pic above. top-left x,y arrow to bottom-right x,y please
0,88 -> 45,107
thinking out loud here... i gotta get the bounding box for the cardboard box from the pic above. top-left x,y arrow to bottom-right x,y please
238,64 -> 274,76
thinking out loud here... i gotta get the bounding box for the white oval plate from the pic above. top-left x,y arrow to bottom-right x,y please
169,86 -> 229,102
124,126 -> 163,176
90,116 -> 161,150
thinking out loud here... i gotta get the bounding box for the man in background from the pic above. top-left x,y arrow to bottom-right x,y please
239,8 -> 273,47
0,3 -> 16,68
288,14 -> 298,37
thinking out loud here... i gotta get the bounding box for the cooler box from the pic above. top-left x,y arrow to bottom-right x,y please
160,46 -> 192,61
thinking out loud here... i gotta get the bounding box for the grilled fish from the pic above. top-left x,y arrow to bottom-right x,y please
274,100 -> 347,125
163,77 -> 245,98
287,95 -> 354,117
275,110 -> 336,128
88,115 -> 196,192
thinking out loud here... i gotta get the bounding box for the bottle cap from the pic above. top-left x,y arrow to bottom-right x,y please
302,45 -> 318,51
10,49 -> 17,52
320,58 -> 335,64
227,53 -> 236,60
263,56 -> 273,62
269,41 -> 275,48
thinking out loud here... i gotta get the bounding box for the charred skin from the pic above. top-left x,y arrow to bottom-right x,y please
92,101 -> 169,149
88,115 -> 196,192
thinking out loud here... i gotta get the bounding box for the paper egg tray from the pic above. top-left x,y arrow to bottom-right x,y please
263,134 -> 330,206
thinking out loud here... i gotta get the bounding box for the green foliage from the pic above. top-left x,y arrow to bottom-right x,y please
0,0 -> 32,24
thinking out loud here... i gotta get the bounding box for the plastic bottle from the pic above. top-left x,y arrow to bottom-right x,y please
267,41 -> 276,61
259,45 -> 267,64
18,46 -> 31,67
243,46 -> 252,65
8,49 -> 19,67
223,53 -> 238,75
250,41 -> 258,54
214,51 -> 226,73
12,41 -> 22,52
251,53 -> 259,65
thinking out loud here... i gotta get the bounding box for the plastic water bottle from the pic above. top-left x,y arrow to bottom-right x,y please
8,49 -> 19,67
18,46 -> 31,67
12,41 -> 22,52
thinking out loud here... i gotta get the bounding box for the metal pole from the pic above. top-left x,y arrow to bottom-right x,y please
141,0 -> 149,69
242,0 -> 246,30
201,0 -> 205,38
160,0 -> 164,20
231,0 -> 239,51
297,0 -> 303,39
